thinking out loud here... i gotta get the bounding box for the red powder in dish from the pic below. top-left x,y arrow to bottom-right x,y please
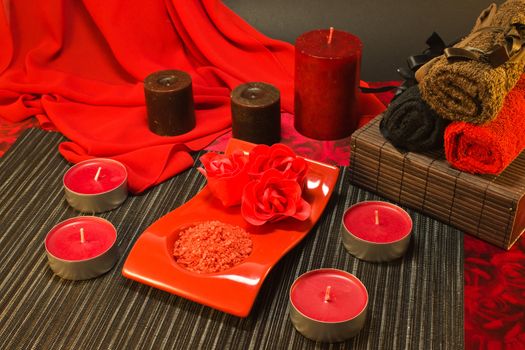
173,221 -> 253,273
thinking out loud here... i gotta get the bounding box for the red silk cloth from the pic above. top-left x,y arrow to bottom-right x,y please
445,75 -> 525,175
0,0 -> 384,193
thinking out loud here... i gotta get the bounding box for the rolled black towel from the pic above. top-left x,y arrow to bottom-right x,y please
379,85 -> 450,152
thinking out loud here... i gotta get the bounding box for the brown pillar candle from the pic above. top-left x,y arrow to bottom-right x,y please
144,69 -> 196,136
231,82 -> 281,145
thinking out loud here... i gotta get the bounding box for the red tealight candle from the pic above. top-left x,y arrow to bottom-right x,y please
341,201 -> 413,262
45,216 -> 119,280
289,269 -> 368,342
294,27 -> 362,140
63,158 -> 128,213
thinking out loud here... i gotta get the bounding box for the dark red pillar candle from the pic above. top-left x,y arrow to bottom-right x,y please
144,69 -> 196,136
294,29 -> 362,140
231,82 -> 281,145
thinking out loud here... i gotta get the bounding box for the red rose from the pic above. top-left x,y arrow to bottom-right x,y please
464,257 -> 497,287
465,246 -> 525,349
465,284 -> 525,349
464,235 -> 500,257
491,251 -> 525,291
241,168 -> 311,226
198,151 -> 249,207
247,144 -> 308,185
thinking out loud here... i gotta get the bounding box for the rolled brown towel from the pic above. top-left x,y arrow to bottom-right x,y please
418,0 -> 525,125
415,3 -> 498,81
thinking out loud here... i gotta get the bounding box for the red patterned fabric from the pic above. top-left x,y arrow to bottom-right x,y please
465,237 -> 525,349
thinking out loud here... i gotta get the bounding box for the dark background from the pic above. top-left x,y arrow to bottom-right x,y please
224,0 -> 502,81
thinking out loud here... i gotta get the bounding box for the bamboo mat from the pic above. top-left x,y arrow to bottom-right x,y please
0,129 -> 463,349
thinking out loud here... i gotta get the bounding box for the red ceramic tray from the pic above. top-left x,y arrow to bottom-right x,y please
122,138 -> 340,317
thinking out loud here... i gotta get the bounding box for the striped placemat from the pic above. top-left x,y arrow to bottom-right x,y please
0,129 -> 463,349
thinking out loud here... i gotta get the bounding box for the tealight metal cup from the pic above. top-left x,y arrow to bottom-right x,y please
63,158 -> 128,213
289,268 -> 368,343
341,201 -> 412,262
45,217 -> 119,280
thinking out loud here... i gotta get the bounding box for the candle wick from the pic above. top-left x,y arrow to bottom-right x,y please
80,228 -> 85,244
324,285 -> 332,302
94,167 -> 102,181
327,27 -> 334,44
375,209 -> 380,225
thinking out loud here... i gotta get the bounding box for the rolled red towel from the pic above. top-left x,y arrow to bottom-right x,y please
444,75 -> 525,174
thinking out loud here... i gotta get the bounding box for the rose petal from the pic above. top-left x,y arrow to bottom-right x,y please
292,198 -> 311,221
199,150 -> 250,207
241,181 -> 271,225
246,143 -> 309,185
241,166 -> 312,225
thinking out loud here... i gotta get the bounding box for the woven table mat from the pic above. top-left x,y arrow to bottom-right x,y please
0,129 -> 463,349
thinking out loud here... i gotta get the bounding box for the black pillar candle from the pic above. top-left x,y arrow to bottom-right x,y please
144,70 -> 196,136
231,82 -> 281,145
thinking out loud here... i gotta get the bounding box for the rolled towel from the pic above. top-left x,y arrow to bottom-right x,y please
415,3 -> 497,82
444,75 -> 525,174
419,0 -> 525,124
380,85 -> 450,152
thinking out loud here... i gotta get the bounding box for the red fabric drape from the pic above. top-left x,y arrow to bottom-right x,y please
0,0 -> 385,193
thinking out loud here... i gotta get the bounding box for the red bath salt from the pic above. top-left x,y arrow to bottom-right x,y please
173,221 -> 253,273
